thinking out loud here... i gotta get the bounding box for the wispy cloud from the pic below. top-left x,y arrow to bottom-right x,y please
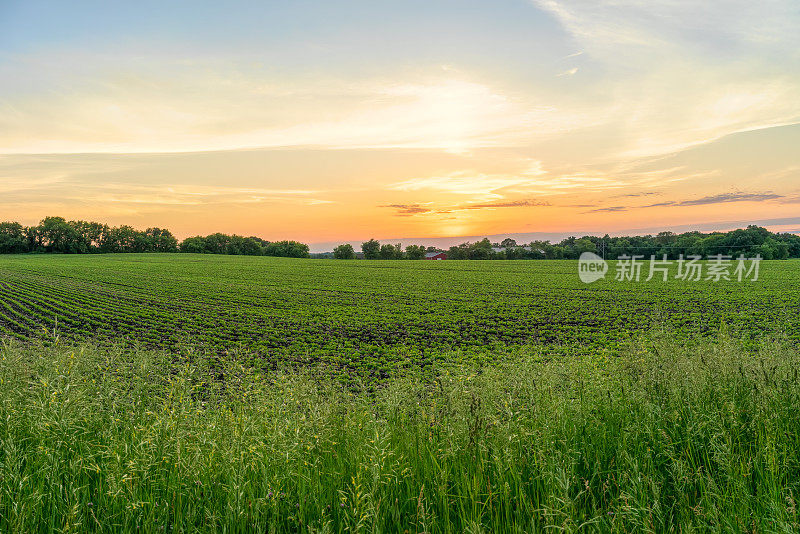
389,162 -> 633,200
389,160 -> 548,198
641,201 -> 676,208
643,192 -> 783,208
465,198 -> 551,209
586,206 -> 627,213
613,191 -> 660,198
380,203 -> 433,216
0,69 -> 582,154
677,192 -> 783,206
531,0 -> 800,162
380,197 -> 551,217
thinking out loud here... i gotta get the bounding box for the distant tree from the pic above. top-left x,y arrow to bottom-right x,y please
131,230 -> 154,253
225,236 -> 244,255
547,245 -> 567,259
23,226 -> 41,252
203,233 -> 231,254
38,217 -> 80,253
146,228 -> 179,252
361,239 -> 380,259
573,237 -> 597,256
526,241 -> 549,259
116,226 -> 139,252
379,243 -> 403,259
333,243 -> 355,259
405,244 -> 426,260
780,232 -> 800,257
467,238 -> 492,260
263,240 -> 309,258
447,243 -> 469,260
70,220 -> 105,252
504,247 -> 526,260
237,237 -> 264,256
180,236 -> 207,254
6,216 -> 800,261
247,236 -> 270,247
656,231 -> 676,245
0,222 -> 28,253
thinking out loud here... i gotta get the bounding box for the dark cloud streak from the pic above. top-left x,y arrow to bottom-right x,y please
643,192 -> 783,208
465,198 -> 550,209
585,206 -> 627,213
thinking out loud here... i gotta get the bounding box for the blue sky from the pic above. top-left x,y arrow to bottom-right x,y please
1,0 -> 798,242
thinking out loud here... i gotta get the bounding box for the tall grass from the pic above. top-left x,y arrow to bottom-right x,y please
2,332 -> 800,532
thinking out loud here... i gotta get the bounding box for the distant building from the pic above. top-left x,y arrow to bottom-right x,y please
425,252 -> 447,260
492,246 -> 535,253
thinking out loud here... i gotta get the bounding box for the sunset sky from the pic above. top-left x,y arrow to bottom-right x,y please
1,0 -> 799,247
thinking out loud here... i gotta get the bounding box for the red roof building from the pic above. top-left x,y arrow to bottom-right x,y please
424,252 -> 447,260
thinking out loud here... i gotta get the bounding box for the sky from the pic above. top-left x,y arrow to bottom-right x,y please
1,0 -> 799,246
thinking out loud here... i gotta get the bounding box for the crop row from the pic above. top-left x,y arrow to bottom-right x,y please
0,254 -> 798,376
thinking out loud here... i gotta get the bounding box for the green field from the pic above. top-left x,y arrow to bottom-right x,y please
3,254 -> 800,532
1,254 -> 798,377
3,334 -> 800,532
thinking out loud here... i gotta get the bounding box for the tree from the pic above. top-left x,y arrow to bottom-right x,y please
180,236 -> 207,254
405,244 -> 426,260
379,243 -> 403,259
23,226 -> 41,252
500,238 -> 517,248
115,226 -> 139,252
333,243 -> 355,259
38,217 -> 80,253
132,230 -> 154,253
573,237 -> 597,256
361,239 -> 380,259
448,243 -> 470,259
524,241 -> 546,259
204,233 -> 231,254
236,237 -> 263,256
0,222 -> 28,253
263,240 -> 309,258
70,220 -> 106,252
504,247 -> 526,259
467,238 -> 492,260
146,228 -> 179,252
247,236 -> 270,247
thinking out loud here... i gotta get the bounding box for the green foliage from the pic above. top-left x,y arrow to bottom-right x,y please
361,238 -> 380,259
448,238 -> 493,259
450,226 -> 800,260
2,334 -> 800,532
404,244 -> 426,260
0,255 -> 798,377
333,243 -> 355,259
3,218 -> 798,261
179,236 -> 207,253
263,240 -> 309,258
0,217 -> 306,257
379,243 -> 403,259
0,222 -> 27,253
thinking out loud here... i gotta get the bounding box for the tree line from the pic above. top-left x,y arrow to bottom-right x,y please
333,240 -> 431,259
336,226 -> 800,260
0,217 -> 310,258
3,218 -> 797,260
